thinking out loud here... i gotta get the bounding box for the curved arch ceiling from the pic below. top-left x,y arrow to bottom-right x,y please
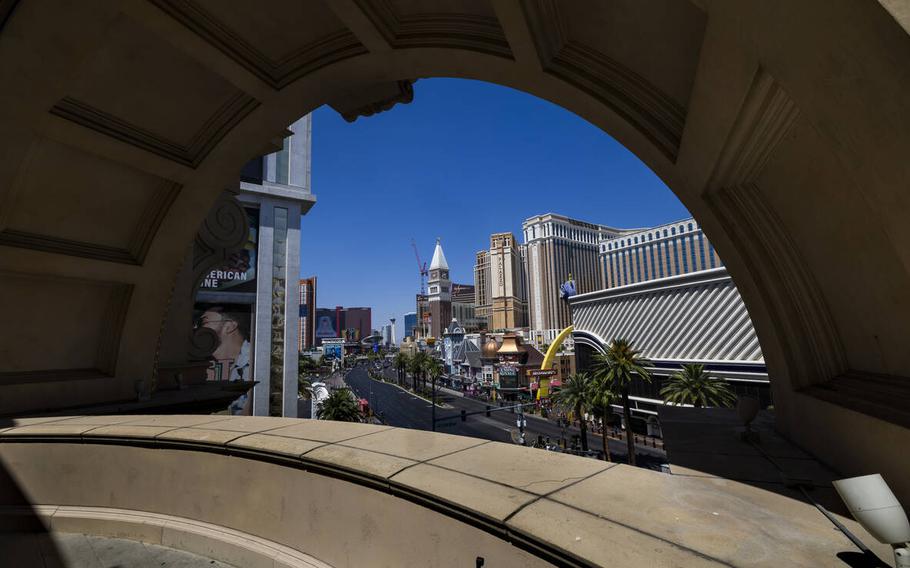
1,0 -> 909,500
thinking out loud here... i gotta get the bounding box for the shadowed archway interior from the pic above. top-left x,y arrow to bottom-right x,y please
0,0 -> 909,503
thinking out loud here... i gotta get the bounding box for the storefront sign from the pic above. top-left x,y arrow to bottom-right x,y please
498,365 -> 518,389
529,369 -> 557,377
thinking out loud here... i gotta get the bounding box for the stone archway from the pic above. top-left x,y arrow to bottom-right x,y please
1,0 -> 909,500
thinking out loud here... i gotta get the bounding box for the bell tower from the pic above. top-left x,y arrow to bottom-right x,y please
427,238 -> 451,338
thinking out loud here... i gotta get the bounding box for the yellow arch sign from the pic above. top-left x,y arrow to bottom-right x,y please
537,325 -> 573,400
541,325 -> 574,370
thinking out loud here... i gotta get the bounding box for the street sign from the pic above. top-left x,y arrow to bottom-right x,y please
529,369 -> 557,377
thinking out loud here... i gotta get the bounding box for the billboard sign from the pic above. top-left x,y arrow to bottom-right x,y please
199,208 -> 259,293
322,338 -> 344,360
192,302 -> 254,415
315,309 -> 339,345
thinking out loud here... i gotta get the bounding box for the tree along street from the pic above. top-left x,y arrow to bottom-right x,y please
343,365 -> 666,468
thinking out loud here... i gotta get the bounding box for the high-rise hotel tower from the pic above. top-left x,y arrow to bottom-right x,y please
489,232 -> 528,329
473,250 -> 491,330
599,218 -> 722,288
522,213 -> 633,345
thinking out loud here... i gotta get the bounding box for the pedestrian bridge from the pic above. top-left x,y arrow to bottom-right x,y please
0,415 -> 894,567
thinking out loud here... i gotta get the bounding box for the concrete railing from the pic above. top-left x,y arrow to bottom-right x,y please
0,416 -> 895,567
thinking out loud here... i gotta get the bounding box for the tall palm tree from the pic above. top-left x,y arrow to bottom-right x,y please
409,351 -> 429,392
425,356 -> 445,428
587,375 -> 617,462
317,388 -> 361,422
393,352 -> 410,386
660,363 -> 737,408
426,357 -> 444,384
591,339 -> 652,466
552,373 -> 592,452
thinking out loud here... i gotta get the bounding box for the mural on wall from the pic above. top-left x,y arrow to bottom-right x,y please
192,302 -> 253,415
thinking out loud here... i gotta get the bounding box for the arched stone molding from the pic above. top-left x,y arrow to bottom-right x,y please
0,0 -> 909,499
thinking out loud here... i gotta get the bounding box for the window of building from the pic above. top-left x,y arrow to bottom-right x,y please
690,236 -> 698,272
622,251 -> 629,285
667,241 -> 679,276
642,246 -> 650,281
648,245 -> 658,278
654,243 -> 664,278
612,253 -> 619,287
681,238 -> 690,273
699,234 -> 707,271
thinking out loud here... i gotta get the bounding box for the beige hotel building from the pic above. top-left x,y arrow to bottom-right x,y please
599,218 -> 722,289
522,213 -> 634,346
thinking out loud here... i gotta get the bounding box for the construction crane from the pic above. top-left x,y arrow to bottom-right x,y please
410,238 -> 428,295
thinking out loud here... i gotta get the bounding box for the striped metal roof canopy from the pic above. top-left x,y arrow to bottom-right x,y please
569,268 -> 764,364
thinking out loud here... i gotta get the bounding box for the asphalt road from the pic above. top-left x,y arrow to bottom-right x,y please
343,365 -> 667,468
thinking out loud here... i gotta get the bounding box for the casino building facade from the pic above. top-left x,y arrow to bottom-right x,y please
571,267 -> 769,432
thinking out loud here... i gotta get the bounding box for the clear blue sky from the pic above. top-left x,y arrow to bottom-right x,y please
301,78 -> 689,329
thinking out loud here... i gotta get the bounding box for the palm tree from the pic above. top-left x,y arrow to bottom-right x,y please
409,351 -> 429,392
587,376 -> 617,462
552,373 -> 592,452
392,352 -> 409,386
660,363 -> 737,408
298,375 -> 313,400
426,357 -> 444,384
591,339 -> 652,466
317,388 -> 361,422
299,355 -> 317,373
425,356 -> 445,428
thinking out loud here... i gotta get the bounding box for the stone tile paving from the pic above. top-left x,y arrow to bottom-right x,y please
1,532 -> 237,568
